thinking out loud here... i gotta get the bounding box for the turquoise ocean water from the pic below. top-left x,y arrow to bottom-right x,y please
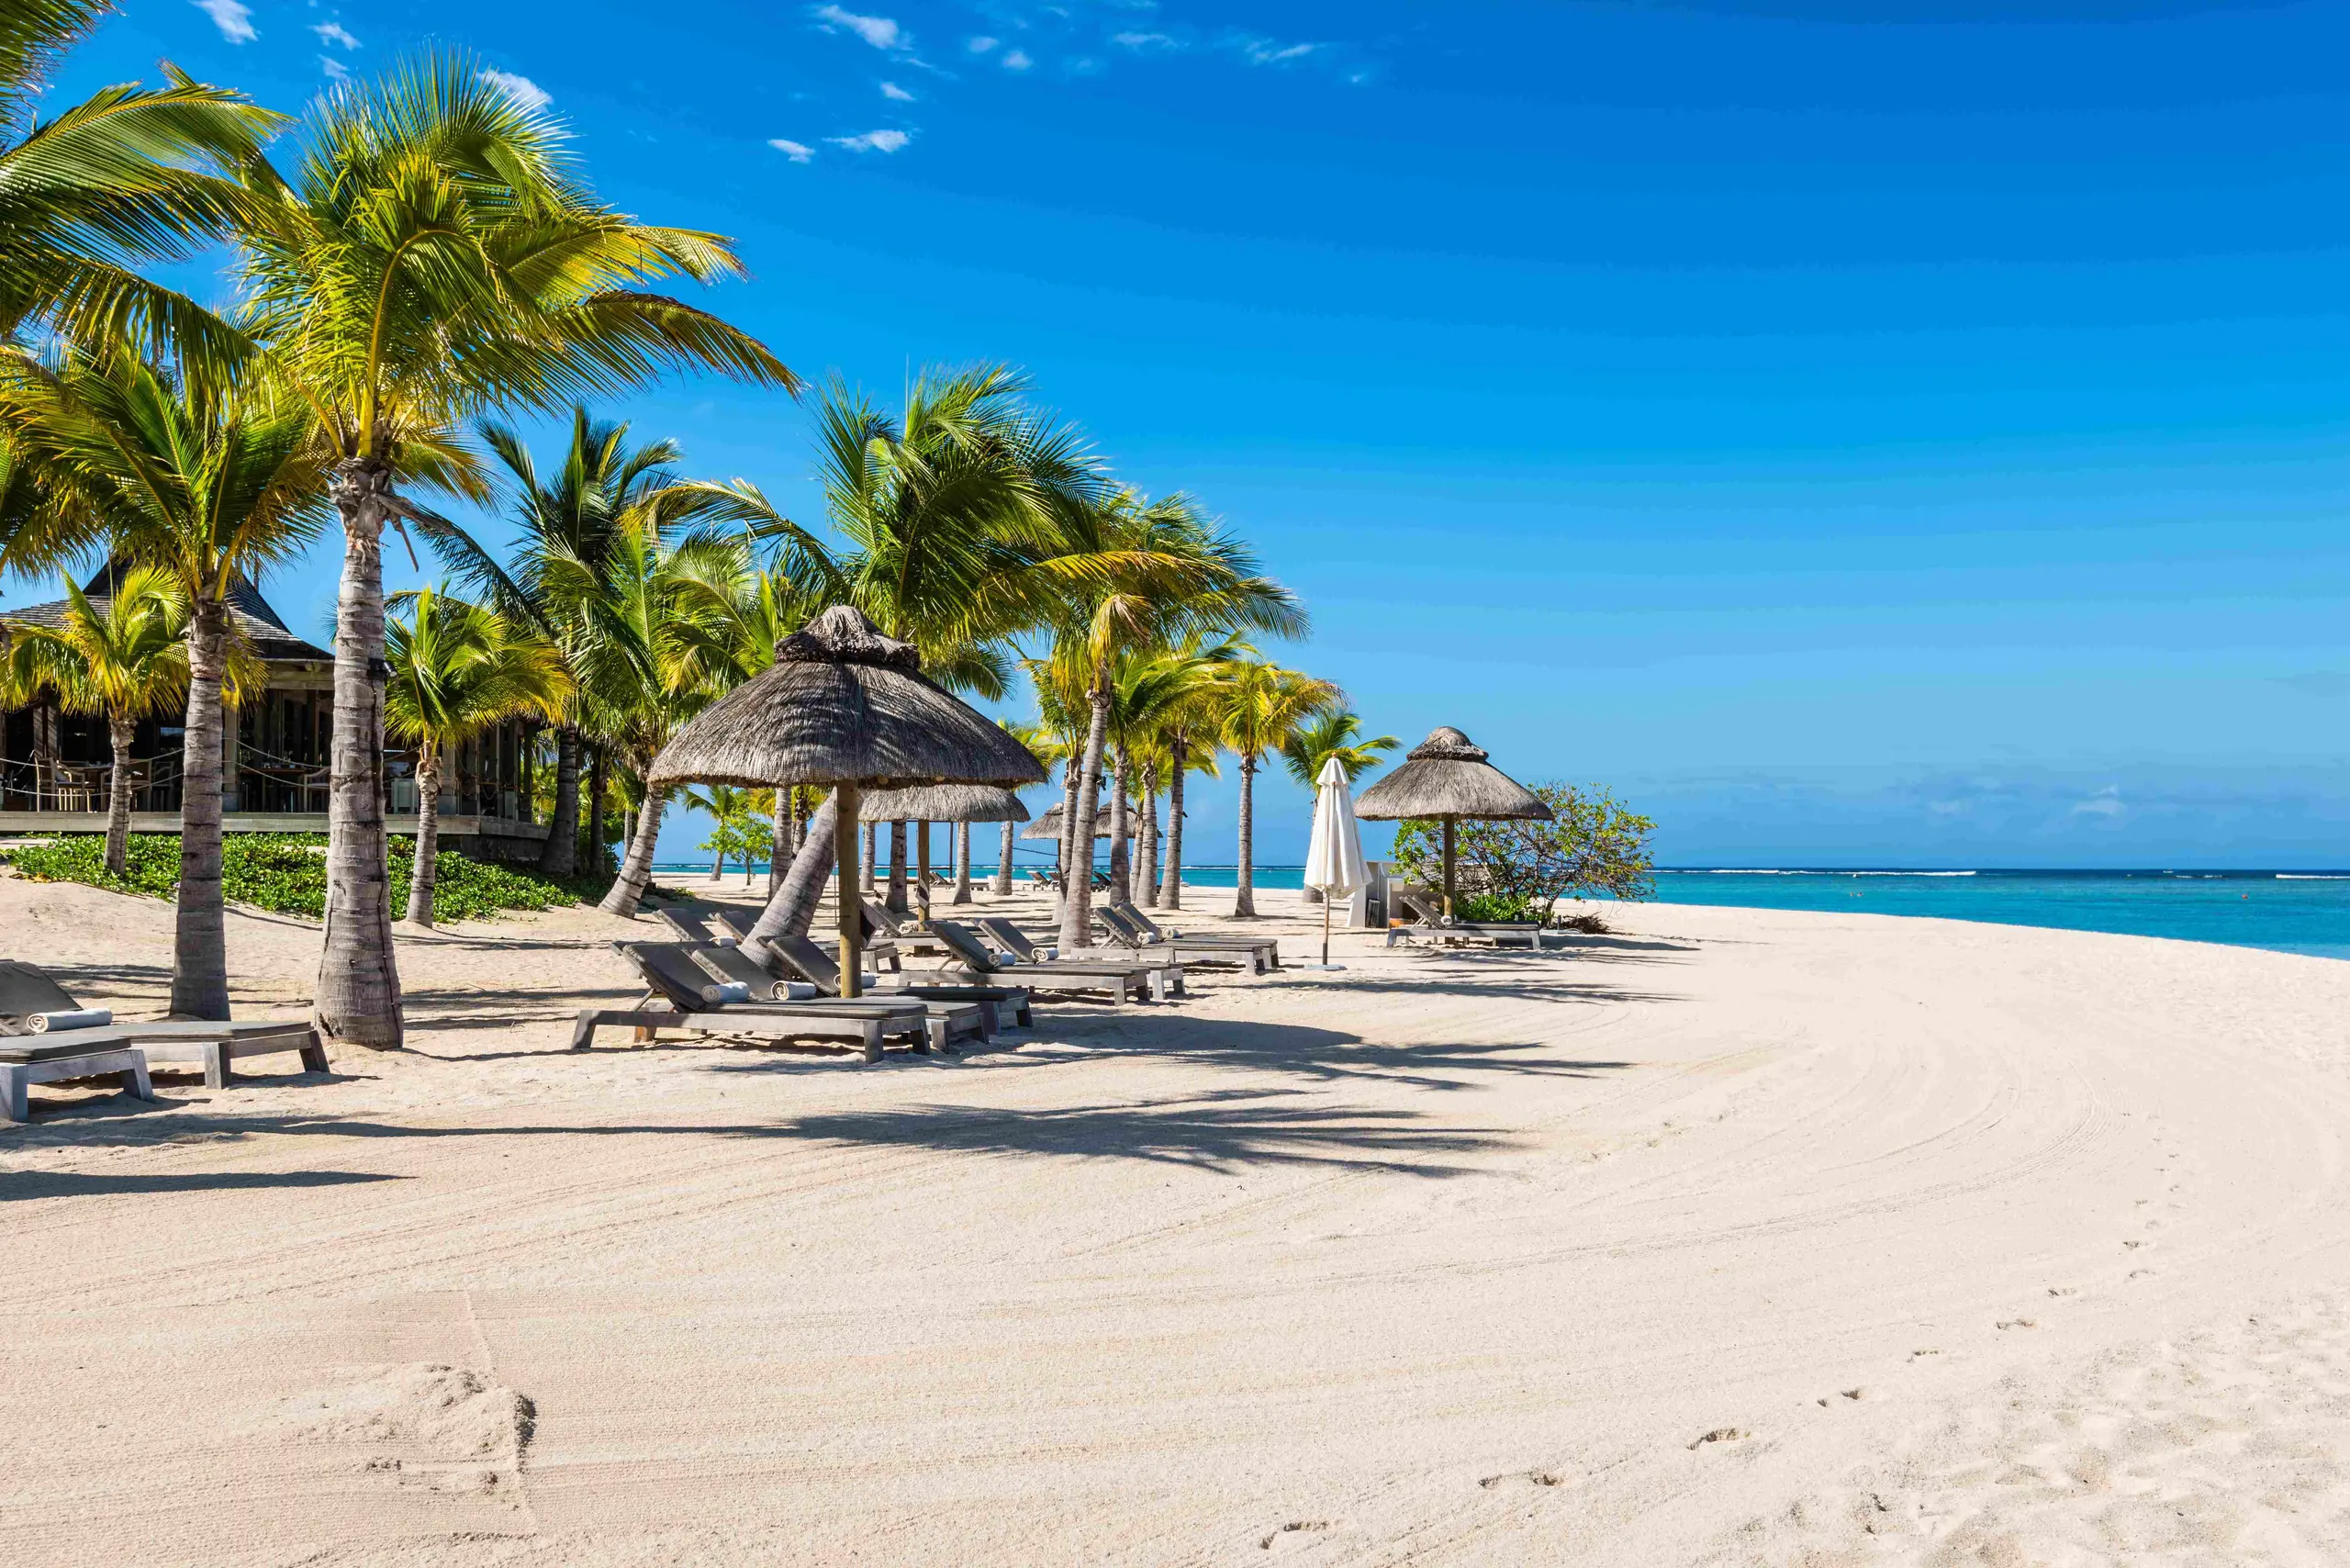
658,863 -> 2350,960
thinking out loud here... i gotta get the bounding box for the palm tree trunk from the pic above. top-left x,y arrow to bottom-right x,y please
584,742 -> 609,879
767,785 -> 792,897
537,724 -> 579,876
742,794 -> 836,960
1053,756 -> 1080,926
1137,768 -> 1158,909
171,594 -> 231,1019
1160,733 -> 1187,911
886,818 -> 909,913
914,819 -> 933,924
405,750 -> 442,926
1058,680 -> 1111,950
600,782 -> 666,915
953,819 -> 973,904
862,822 -> 877,893
1106,744 -> 1131,908
103,711 -> 136,877
994,816 -> 1015,897
315,460 -> 404,1048
1234,754 -> 1259,918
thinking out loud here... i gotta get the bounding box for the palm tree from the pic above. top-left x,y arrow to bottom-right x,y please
233,53 -> 797,1047
0,344 -> 324,1016
995,718 -> 1058,897
1,566 -> 190,875
0,2 -> 281,357
1214,657 -> 1340,918
1044,492 -> 1305,949
385,588 -> 571,927
1280,710 -> 1398,904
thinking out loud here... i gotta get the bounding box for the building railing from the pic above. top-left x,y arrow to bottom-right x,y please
1,745 -> 532,824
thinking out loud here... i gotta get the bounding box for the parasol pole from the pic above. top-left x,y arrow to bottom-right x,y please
1441,816 -> 1457,922
835,780 -> 863,998
1322,887 -> 1333,967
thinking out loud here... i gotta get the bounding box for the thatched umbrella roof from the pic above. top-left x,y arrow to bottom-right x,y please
1024,799 -> 1109,839
860,782 -> 1031,824
1354,726 -> 1551,823
648,607 -> 1046,790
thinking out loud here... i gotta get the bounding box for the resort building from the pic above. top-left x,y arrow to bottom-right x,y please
0,565 -> 549,859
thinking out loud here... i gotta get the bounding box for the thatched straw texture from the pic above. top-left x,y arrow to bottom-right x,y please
1354,726 -> 1552,823
1024,800 -> 1109,840
860,783 -> 1032,824
649,607 -> 1047,790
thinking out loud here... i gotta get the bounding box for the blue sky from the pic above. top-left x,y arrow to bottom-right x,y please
25,0 -> 2350,868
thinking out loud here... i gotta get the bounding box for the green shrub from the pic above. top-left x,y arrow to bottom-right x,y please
1453,890 -> 1539,924
2,833 -> 605,923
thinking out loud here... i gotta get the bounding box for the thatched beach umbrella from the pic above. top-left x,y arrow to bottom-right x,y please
860,784 -> 1031,919
1354,726 -> 1552,919
1024,799 -> 1109,840
649,607 -> 1045,995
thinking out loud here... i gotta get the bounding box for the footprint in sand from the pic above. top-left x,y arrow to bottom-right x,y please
2048,1286 -> 2079,1297
269,1363 -> 534,1501
1479,1469 -> 1569,1490
1259,1520 -> 1332,1551
1689,1427 -> 1750,1450
1996,1318 -> 2038,1330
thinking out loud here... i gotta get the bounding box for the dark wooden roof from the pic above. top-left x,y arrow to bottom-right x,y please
5,562 -> 331,666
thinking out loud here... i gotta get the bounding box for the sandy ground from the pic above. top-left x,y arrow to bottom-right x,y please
6,872 -> 2350,1565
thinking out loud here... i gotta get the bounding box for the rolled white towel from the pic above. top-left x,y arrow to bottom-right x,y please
711,935 -> 740,947
774,980 -> 819,1002
698,980 -> 753,1005
1037,946 -> 1058,960
28,1008 -> 110,1034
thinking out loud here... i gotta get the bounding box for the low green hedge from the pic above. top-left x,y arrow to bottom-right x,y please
1,832 -> 613,923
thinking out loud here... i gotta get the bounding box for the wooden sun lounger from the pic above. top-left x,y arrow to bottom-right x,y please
0,959 -> 324,1096
584,942 -> 942,1062
688,941 -> 990,1047
930,921 -> 1172,1004
761,932 -> 1034,1032
1388,890 -> 1545,948
973,918 -> 1189,997
1096,905 -> 1279,974
0,1038 -> 155,1123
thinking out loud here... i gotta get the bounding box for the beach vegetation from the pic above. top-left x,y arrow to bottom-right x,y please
1390,782 -> 1657,920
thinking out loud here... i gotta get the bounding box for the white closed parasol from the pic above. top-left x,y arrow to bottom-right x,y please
1302,755 -> 1369,969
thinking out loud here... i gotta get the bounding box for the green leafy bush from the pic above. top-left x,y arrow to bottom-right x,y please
1391,782 -> 1656,923
1452,890 -> 1540,924
3,833 -> 604,923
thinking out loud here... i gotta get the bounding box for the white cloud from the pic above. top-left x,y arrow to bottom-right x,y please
2072,788 -> 2127,818
880,80 -> 913,100
1113,31 -> 1176,50
191,0 -> 255,43
814,5 -> 902,50
968,35 -> 998,52
481,69 -> 551,111
1233,35 -> 1321,66
768,138 -> 816,162
319,54 -> 350,82
1002,49 -> 1033,70
828,129 -> 911,153
311,20 -> 360,49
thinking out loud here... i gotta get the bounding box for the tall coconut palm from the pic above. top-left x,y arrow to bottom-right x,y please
1044,492 -> 1305,949
1,566 -> 190,874
233,54 -> 797,1047
0,346 -> 317,1015
385,588 -> 571,926
1214,657 -> 1340,918
0,2 -> 281,357
1280,710 -> 1397,904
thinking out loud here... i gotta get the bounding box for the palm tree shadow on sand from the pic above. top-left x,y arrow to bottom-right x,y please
774,1086 -> 1516,1176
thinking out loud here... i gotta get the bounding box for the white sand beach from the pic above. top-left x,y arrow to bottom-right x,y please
6,876 -> 2350,1565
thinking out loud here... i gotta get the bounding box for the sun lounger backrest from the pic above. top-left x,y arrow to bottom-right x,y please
688,943 -> 795,1000
1117,906 -> 1168,942
860,898 -> 907,937
657,905 -> 720,943
976,917 -> 1045,961
1395,889 -> 1443,924
928,921 -> 1004,973
613,942 -> 721,1010
707,905 -> 759,941
767,933 -> 846,994
0,960 -> 83,1035
1095,905 -> 1149,946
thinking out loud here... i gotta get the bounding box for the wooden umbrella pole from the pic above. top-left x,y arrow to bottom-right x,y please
1441,816 -> 1457,921
835,781 -> 863,998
